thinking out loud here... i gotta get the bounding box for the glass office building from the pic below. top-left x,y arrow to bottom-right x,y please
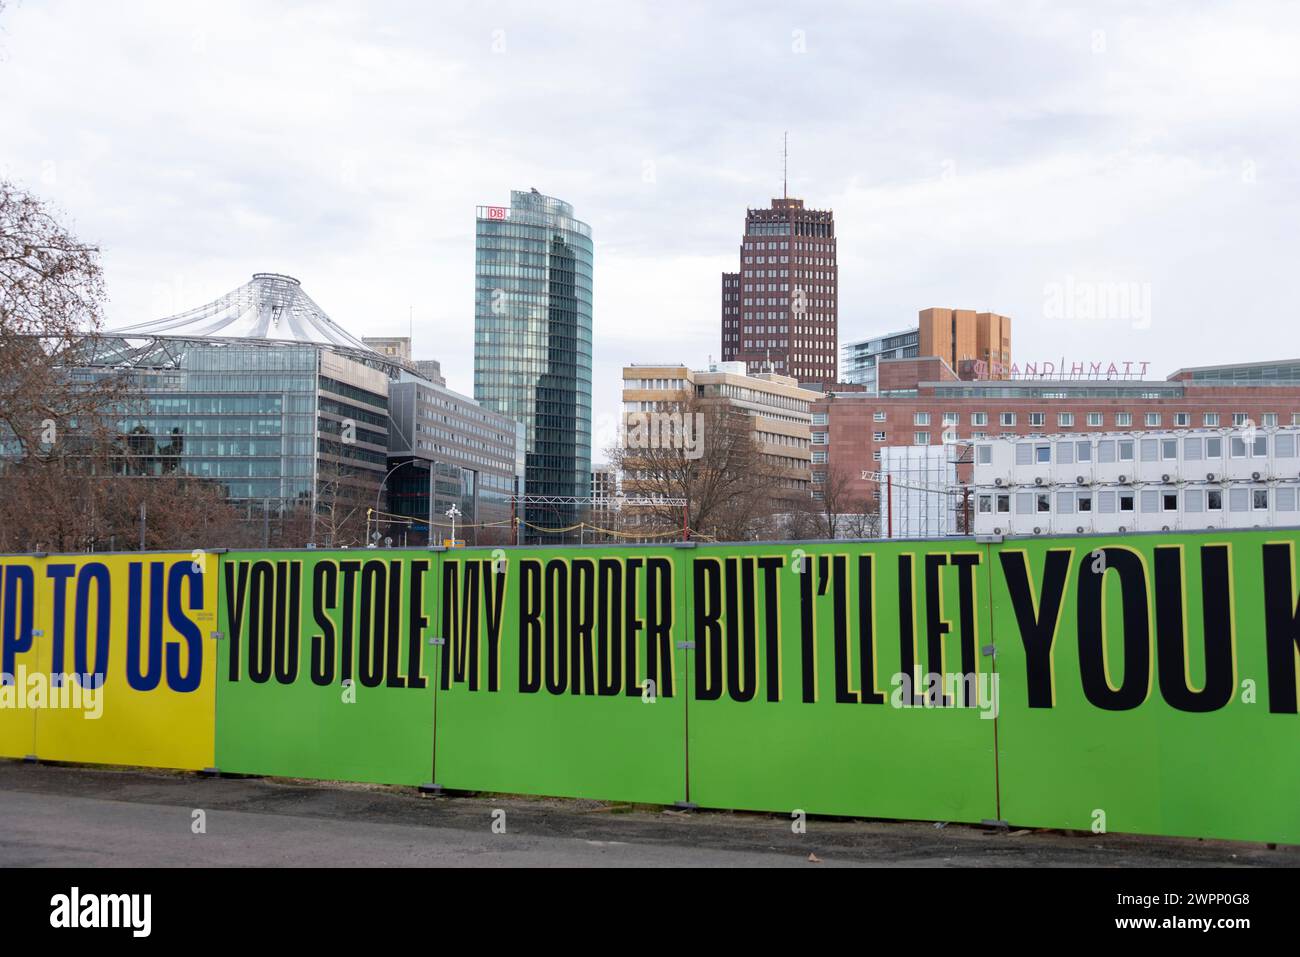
67,274 -> 398,537
474,189 -> 593,540
386,377 -> 525,546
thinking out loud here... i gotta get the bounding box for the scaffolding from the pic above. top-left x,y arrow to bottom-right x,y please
878,445 -> 962,538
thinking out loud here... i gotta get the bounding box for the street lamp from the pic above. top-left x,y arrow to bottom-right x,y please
372,461 -> 410,545
445,504 -> 461,546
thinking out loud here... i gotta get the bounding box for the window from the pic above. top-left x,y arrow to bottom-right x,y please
1036,492 -> 1050,513
1118,440 -> 1134,461
942,412 -> 959,425
976,444 -> 992,465
1087,412 -> 1102,427
1253,488 -> 1269,510
873,450 -> 881,461
1264,413 -> 1278,427
1233,413 -> 1249,427
996,494 -> 1010,513
1120,491 -> 1135,512
1140,490 -> 1158,513
1076,441 -> 1092,462
873,431 -> 886,442
1077,492 -> 1093,512
1140,439 -> 1158,462
1016,492 -> 1033,514
1099,491 -> 1116,513
1254,435 -> 1268,457
1229,488 -> 1249,512
1058,413 -> 1075,427
811,431 -> 828,444
1035,444 -> 1051,464
873,411 -> 886,422
1174,413 -> 1190,427
1098,440 -> 1116,463
978,495 -> 992,513
1058,441 -> 1075,464
973,431 -> 987,439
1185,489 -> 1203,513
811,413 -> 828,426
1278,487 -> 1297,511
971,412 -> 988,426
1206,436 -> 1222,458
1058,491 -> 1074,514
1145,412 -> 1161,427
1277,433 -> 1296,458
1207,489 -> 1223,511
1016,443 -> 1033,465
914,412 -> 930,425
1116,413 -> 1133,427
1162,438 -> 1178,460
1204,413 -> 1220,427
1163,492 -> 1178,512
1029,412 -> 1045,427
914,432 -> 930,445
1185,437 -> 1203,460
811,451 -> 827,464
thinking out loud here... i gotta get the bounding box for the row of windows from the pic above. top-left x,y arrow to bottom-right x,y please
980,487 -> 1290,515
984,433 -> 1289,466
916,411 -> 1289,428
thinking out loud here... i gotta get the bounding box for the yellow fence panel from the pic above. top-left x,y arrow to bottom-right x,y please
32,552 -> 219,770
0,556 -> 42,758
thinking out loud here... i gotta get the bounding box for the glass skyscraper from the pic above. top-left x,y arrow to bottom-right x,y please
474,189 -> 593,540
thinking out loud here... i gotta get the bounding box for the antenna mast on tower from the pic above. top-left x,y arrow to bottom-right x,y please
783,131 -> 788,199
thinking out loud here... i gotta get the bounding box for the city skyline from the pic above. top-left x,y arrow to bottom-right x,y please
2,1 -> 1298,456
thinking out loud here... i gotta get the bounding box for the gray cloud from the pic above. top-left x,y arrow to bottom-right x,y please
2,0 -> 1297,450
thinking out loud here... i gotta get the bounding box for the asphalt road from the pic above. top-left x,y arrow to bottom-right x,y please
0,761 -> 1293,867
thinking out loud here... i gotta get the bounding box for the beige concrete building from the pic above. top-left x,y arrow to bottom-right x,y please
621,361 -> 819,505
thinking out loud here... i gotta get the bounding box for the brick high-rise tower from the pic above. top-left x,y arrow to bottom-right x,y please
720,196 -> 837,388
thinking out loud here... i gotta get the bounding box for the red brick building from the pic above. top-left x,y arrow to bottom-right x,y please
812,357 -> 1300,512
720,197 -> 837,389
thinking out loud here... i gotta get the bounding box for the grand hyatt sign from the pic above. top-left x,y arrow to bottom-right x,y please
963,358 -> 1152,380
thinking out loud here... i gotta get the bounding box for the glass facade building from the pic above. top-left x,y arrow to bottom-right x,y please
77,336 -> 392,510
474,190 -> 593,539
841,328 -> 920,392
386,377 -> 524,546
60,274 -> 401,544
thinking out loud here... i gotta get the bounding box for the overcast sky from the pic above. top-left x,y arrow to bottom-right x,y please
2,0 -> 1297,454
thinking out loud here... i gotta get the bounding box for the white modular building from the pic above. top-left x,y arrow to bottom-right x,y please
971,429 -> 1300,535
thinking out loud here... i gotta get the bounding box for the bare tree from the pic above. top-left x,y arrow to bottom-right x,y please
312,459 -> 373,548
810,461 -> 858,538
0,179 -> 126,468
841,502 -> 882,539
609,392 -> 781,541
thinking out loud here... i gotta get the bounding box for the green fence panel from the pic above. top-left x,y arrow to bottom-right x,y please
683,540 -> 1000,823
431,545 -> 688,805
215,550 -> 437,786
990,530 -> 1300,843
